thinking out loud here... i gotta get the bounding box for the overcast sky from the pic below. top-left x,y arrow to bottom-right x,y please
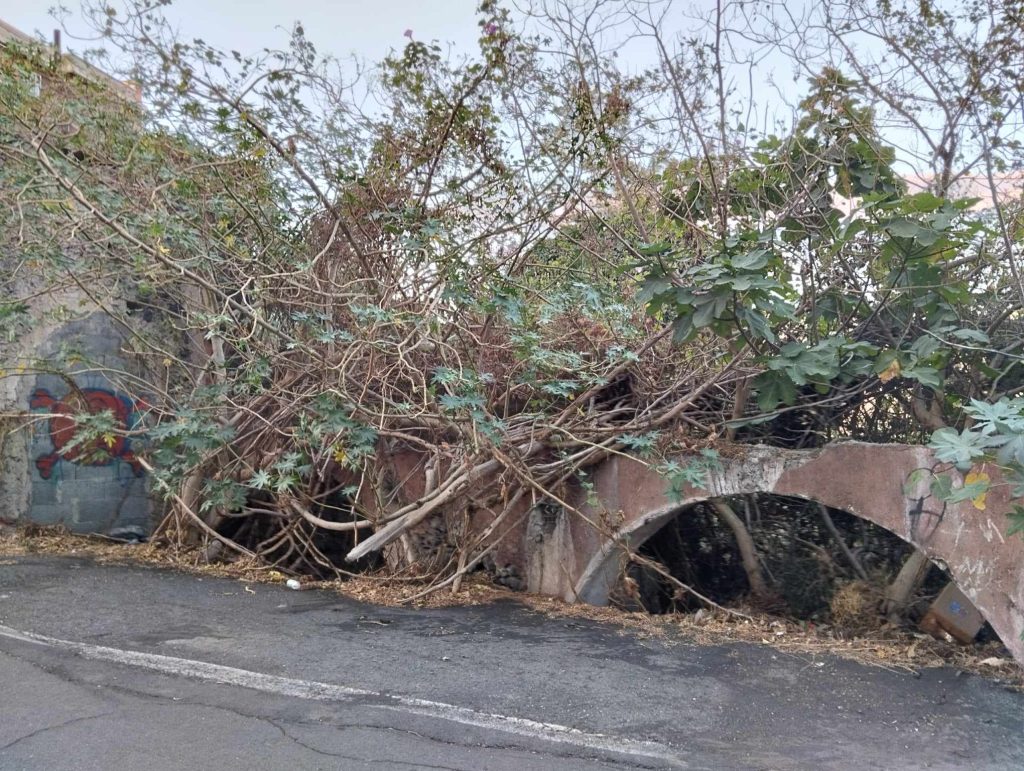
0,0 -> 485,66
0,1 -> 943,172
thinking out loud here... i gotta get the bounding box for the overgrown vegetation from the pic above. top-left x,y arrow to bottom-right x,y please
1,0 -> 1022,611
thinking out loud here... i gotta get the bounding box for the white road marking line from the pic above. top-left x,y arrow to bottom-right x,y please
0,624 -> 685,767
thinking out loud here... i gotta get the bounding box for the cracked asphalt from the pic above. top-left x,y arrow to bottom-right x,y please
0,555 -> 1021,770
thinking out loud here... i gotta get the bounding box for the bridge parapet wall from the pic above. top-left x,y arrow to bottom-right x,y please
521,443 -> 1024,665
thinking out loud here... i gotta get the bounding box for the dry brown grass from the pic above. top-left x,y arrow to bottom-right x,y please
830,580 -> 885,634
1,525 -> 1019,687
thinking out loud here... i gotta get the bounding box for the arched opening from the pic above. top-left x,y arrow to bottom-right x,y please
213,486 -> 382,579
608,493 -> 1004,647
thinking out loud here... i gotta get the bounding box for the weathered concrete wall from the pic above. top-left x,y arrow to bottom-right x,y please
0,288 -> 69,523
1,301 -> 151,534
522,443 -> 1024,665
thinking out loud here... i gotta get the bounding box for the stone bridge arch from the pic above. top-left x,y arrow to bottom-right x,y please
522,443 -> 1024,665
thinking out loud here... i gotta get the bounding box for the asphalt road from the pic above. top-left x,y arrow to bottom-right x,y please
0,555 -> 1021,770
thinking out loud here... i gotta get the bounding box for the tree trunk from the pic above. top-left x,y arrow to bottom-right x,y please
725,376 -> 751,442
883,549 -> 931,622
711,499 -> 770,600
911,386 -> 946,432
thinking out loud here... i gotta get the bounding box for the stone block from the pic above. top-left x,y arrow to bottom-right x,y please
24,504 -> 68,526
920,583 -> 986,645
31,482 -> 57,506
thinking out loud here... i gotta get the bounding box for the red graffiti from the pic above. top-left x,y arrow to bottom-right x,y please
30,387 -> 144,479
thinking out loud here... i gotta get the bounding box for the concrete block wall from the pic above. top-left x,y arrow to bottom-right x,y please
2,305 -> 153,534
27,370 -> 150,533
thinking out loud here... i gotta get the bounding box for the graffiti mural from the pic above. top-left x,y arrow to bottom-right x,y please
29,387 -> 144,479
